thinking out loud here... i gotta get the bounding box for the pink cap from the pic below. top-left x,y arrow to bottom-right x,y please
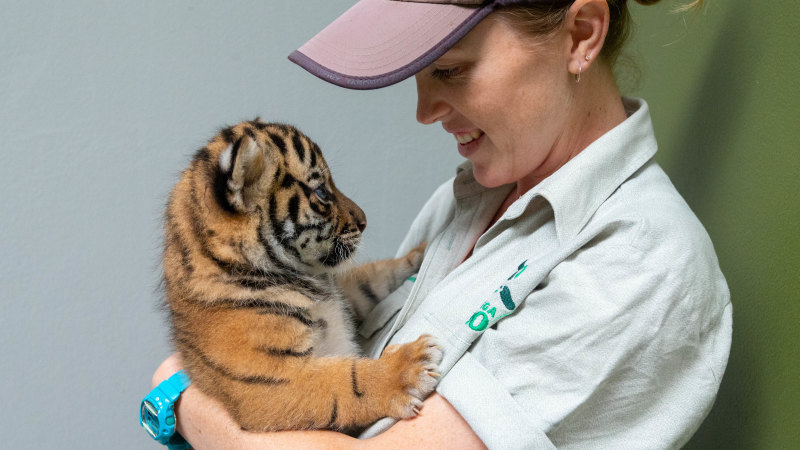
289,0 -> 526,90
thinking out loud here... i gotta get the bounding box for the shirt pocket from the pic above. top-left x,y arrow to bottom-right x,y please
357,277 -> 414,341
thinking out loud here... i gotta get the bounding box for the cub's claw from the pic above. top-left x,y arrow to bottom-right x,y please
381,335 -> 443,419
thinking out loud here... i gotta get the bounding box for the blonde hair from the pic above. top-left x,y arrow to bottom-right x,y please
497,0 -> 705,66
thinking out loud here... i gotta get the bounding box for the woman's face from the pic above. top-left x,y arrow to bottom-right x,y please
415,15 -> 579,190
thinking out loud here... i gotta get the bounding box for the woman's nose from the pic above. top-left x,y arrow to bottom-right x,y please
415,75 -> 450,125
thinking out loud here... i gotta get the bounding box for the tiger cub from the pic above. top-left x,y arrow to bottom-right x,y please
162,119 -> 441,432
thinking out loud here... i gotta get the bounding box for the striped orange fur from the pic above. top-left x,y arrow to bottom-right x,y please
162,119 -> 440,431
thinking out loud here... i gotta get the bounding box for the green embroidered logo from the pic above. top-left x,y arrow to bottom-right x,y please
466,261 -> 528,331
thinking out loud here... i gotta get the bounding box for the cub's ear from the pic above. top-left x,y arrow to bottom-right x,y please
218,135 -> 267,213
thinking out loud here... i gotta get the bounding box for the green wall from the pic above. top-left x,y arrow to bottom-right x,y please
627,1 -> 800,447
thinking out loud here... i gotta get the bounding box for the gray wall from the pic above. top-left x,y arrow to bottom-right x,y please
0,1 -> 458,448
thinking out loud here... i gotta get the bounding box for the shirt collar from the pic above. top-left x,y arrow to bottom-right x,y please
454,97 -> 658,242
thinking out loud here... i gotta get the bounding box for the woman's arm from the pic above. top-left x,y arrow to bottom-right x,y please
152,354 -> 486,450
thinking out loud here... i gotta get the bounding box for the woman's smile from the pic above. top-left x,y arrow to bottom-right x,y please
456,131 -> 485,158
448,128 -> 485,157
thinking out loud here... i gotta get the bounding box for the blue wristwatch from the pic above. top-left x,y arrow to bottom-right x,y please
140,370 -> 193,450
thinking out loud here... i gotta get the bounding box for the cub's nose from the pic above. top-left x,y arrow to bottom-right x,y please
350,205 -> 366,233
336,189 -> 367,234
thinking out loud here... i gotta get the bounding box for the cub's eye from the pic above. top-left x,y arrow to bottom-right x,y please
313,186 -> 330,202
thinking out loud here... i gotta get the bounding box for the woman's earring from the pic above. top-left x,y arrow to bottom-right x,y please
575,55 -> 590,83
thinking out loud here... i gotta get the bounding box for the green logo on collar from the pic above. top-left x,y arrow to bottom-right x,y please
466,261 -> 528,331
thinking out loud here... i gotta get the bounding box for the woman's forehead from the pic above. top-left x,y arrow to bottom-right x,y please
436,44 -> 468,63
434,16 -> 511,62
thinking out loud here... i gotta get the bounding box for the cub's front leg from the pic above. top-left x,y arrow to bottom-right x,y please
233,334 -> 443,432
337,242 -> 426,319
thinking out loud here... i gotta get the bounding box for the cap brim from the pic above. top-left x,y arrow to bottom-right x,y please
289,0 -> 492,90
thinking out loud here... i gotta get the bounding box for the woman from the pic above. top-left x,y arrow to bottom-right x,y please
152,0 -> 731,448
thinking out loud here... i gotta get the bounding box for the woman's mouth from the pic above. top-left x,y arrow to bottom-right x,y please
454,130 -> 485,158
454,130 -> 483,144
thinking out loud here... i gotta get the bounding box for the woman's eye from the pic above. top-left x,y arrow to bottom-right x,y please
313,187 -> 330,202
431,66 -> 461,80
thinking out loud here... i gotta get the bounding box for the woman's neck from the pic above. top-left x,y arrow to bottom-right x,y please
515,63 -> 627,198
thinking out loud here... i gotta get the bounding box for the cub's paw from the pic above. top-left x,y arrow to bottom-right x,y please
405,242 -> 427,272
380,334 -> 443,418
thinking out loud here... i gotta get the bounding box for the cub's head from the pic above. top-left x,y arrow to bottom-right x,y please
172,120 -> 366,275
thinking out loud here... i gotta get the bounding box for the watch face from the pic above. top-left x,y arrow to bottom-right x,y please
141,401 -> 160,438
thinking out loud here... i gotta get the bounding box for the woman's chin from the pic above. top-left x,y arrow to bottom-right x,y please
471,166 -> 512,189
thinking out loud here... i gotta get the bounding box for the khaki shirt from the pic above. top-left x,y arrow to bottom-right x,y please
358,98 -> 731,449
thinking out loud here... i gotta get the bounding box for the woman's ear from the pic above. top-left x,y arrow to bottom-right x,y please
565,0 -> 611,77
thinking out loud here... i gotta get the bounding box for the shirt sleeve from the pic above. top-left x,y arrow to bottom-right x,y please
437,222 -> 731,449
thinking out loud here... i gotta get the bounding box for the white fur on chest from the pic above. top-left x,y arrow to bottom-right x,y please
308,296 -> 359,357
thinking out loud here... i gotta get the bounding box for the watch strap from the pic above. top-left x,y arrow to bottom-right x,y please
160,370 -> 192,400
161,370 -> 192,449
166,434 -> 193,450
